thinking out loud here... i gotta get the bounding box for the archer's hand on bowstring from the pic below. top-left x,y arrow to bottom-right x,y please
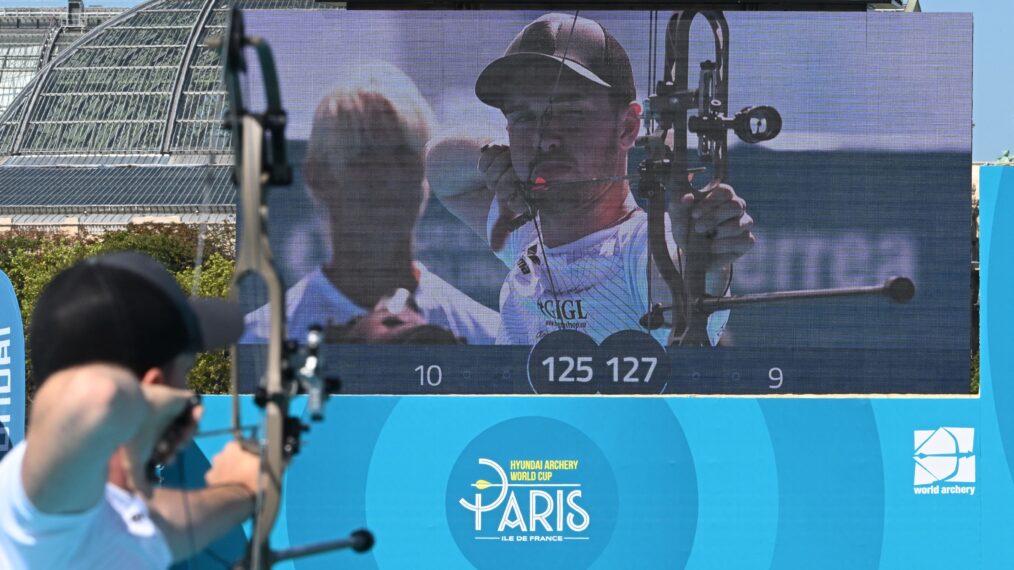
122,384 -> 202,498
425,136 -> 527,253
669,182 -> 756,273
478,143 -> 530,252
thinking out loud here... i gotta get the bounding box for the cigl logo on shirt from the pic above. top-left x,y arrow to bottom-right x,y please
537,299 -> 589,321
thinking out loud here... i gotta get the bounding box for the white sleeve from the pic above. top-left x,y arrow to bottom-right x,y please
706,305 -> 730,347
486,198 -> 537,268
0,444 -> 100,567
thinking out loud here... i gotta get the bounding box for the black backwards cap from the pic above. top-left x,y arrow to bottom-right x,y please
29,251 -> 243,383
475,13 -> 636,109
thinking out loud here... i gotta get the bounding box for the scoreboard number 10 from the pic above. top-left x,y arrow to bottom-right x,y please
415,365 -> 443,387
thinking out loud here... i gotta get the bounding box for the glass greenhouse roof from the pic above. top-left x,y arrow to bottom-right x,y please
0,164 -> 234,212
0,0 -> 329,215
0,7 -> 122,117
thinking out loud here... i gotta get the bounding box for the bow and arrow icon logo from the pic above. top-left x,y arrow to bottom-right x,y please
914,427 -> 975,485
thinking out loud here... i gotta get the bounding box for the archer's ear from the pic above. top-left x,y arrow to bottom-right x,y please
618,101 -> 641,150
139,367 -> 167,386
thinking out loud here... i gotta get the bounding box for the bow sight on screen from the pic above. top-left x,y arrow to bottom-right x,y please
636,9 -> 914,347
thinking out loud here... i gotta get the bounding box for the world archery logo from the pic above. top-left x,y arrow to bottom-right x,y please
913,427 -> 976,496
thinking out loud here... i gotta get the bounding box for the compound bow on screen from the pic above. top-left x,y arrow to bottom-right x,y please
635,9 -> 916,346
508,10 -> 914,349
204,8 -> 373,569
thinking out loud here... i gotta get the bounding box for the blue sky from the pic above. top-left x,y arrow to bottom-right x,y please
2,0 -> 1009,160
919,0 -> 1014,161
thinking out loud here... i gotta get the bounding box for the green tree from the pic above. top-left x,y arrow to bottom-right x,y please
0,225 -> 236,401
971,352 -> 980,394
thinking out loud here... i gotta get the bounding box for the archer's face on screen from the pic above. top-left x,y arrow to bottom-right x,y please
501,75 -> 627,213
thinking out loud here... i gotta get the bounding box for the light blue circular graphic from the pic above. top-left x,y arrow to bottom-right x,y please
445,417 -> 618,570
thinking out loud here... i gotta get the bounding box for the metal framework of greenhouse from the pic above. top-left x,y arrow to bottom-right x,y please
0,0 -> 330,232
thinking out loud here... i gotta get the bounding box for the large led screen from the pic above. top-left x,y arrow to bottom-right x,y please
236,10 -> 972,395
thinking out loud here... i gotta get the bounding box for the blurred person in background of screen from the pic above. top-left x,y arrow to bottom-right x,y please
243,62 -> 498,345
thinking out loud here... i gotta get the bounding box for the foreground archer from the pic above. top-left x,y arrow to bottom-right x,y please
0,252 -> 254,569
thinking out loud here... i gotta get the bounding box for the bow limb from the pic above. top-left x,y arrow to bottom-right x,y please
669,10 -> 729,347
216,9 -> 370,568
218,8 -> 292,568
232,114 -> 288,570
940,428 -> 964,482
640,10 -> 731,346
638,10 -> 688,341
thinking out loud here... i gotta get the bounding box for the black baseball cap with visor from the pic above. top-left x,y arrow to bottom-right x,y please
475,13 -> 636,111
29,251 -> 244,383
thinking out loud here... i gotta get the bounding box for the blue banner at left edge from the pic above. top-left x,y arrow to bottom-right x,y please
0,270 -> 25,460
